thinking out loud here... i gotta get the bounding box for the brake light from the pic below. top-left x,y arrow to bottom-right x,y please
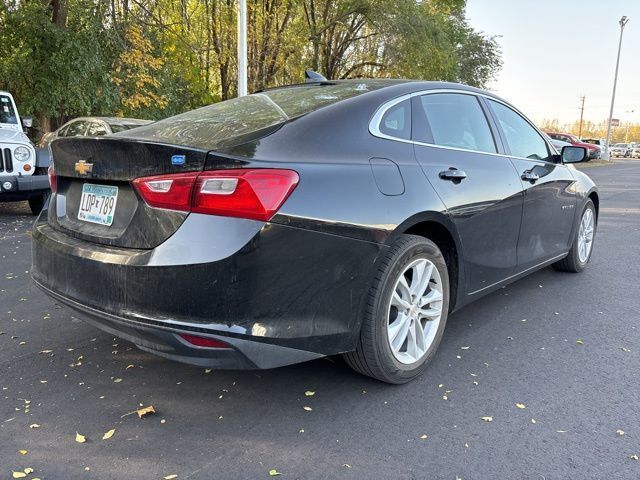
48,164 -> 57,193
132,169 -> 299,221
179,333 -> 232,349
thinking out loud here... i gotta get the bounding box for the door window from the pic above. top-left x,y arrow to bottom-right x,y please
87,122 -> 109,136
488,100 -> 551,161
414,93 -> 496,154
65,121 -> 89,137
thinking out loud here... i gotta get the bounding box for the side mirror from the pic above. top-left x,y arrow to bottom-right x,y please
561,146 -> 587,163
21,116 -> 33,128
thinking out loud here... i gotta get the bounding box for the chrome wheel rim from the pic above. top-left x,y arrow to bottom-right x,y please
387,258 -> 444,365
577,207 -> 595,263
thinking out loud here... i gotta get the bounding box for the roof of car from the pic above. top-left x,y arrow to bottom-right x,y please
65,116 -> 152,125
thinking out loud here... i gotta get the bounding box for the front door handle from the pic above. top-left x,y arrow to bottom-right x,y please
439,168 -> 467,183
521,171 -> 539,183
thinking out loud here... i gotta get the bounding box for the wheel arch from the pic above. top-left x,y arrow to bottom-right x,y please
587,189 -> 599,219
390,212 -> 464,312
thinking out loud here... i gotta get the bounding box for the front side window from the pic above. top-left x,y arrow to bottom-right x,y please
488,100 -> 551,161
415,93 -> 496,154
65,121 -> 89,137
88,122 -> 108,136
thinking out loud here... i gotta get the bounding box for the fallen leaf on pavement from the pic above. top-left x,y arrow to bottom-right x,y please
531,418 -> 536,424
303,406 -> 313,411
137,405 -> 156,418
102,429 -> 115,440
420,434 -> 428,440
12,472 -> 26,479
75,432 -> 86,443
29,424 -> 40,429
18,449 -> 27,455
23,469 -> 33,475
631,454 -> 638,461
113,378 -> 122,383
304,391 -> 315,397
576,340 -> 584,345
269,469 -> 282,476
164,475 -> 178,479
515,403 -> 526,409
481,416 -> 493,422
617,429 -> 625,436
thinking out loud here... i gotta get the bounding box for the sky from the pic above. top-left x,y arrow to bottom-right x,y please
466,0 -> 640,126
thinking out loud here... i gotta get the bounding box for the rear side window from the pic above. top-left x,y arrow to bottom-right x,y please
488,100 -> 550,161
414,93 -> 496,154
378,99 -> 411,140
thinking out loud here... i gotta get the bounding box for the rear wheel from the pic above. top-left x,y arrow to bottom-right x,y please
344,235 -> 449,384
553,199 -> 596,273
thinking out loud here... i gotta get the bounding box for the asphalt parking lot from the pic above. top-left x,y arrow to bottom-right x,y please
2,161 -> 640,480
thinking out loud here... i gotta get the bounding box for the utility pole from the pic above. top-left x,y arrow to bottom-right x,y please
578,95 -> 585,138
603,16 -> 629,160
237,0 -> 248,97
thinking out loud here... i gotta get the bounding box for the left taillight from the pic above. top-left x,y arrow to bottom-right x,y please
132,169 -> 299,222
48,164 -> 57,193
132,172 -> 199,212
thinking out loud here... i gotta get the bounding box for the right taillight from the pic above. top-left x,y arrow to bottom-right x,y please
132,169 -> 299,221
48,164 -> 57,193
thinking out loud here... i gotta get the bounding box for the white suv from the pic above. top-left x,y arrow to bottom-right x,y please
0,91 -> 50,214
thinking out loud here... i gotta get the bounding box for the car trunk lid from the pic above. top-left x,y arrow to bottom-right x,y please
49,137 -> 208,249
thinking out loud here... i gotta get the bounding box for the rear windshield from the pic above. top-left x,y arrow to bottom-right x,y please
116,82 -> 389,149
0,94 -> 18,125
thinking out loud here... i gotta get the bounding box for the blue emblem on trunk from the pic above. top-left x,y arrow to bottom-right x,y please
171,155 -> 186,165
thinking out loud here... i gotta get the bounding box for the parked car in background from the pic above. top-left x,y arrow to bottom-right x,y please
33,80 -> 598,384
630,145 -> 640,158
582,138 -> 610,158
548,137 -> 572,152
546,132 -> 600,160
39,117 -> 152,148
611,143 -> 631,158
0,91 -> 51,214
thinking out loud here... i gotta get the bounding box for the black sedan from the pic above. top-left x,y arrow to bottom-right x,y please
31,80 -> 598,384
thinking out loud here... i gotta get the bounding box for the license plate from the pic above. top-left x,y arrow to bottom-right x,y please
78,184 -> 118,226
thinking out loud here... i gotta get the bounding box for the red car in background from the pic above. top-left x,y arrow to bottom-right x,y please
546,132 -> 600,160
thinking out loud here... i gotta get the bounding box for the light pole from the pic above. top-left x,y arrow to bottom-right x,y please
237,0 -> 248,97
603,16 -> 629,160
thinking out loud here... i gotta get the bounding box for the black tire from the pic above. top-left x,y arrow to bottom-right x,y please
553,199 -> 596,273
344,235 -> 450,384
28,192 -> 49,216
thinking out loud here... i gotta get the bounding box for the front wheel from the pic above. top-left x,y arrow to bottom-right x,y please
553,199 -> 596,273
344,235 -> 449,384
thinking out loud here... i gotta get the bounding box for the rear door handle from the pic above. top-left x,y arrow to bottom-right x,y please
521,171 -> 539,183
439,168 -> 467,182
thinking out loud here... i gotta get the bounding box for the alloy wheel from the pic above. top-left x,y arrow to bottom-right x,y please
387,258 -> 444,364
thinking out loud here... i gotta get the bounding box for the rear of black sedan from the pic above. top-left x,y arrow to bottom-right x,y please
32,79 -> 598,384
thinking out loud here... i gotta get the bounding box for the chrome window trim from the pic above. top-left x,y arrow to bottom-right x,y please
369,88 -> 562,165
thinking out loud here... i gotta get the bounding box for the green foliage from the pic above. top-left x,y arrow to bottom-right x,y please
0,0 -> 502,132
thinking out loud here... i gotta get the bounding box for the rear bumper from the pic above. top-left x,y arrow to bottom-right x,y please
31,210 -> 385,368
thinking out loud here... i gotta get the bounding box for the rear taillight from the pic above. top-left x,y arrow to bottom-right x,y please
48,164 -> 57,193
132,169 -> 299,221
132,172 -> 198,212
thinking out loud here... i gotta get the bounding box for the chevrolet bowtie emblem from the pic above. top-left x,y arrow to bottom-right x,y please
75,160 -> 93,175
